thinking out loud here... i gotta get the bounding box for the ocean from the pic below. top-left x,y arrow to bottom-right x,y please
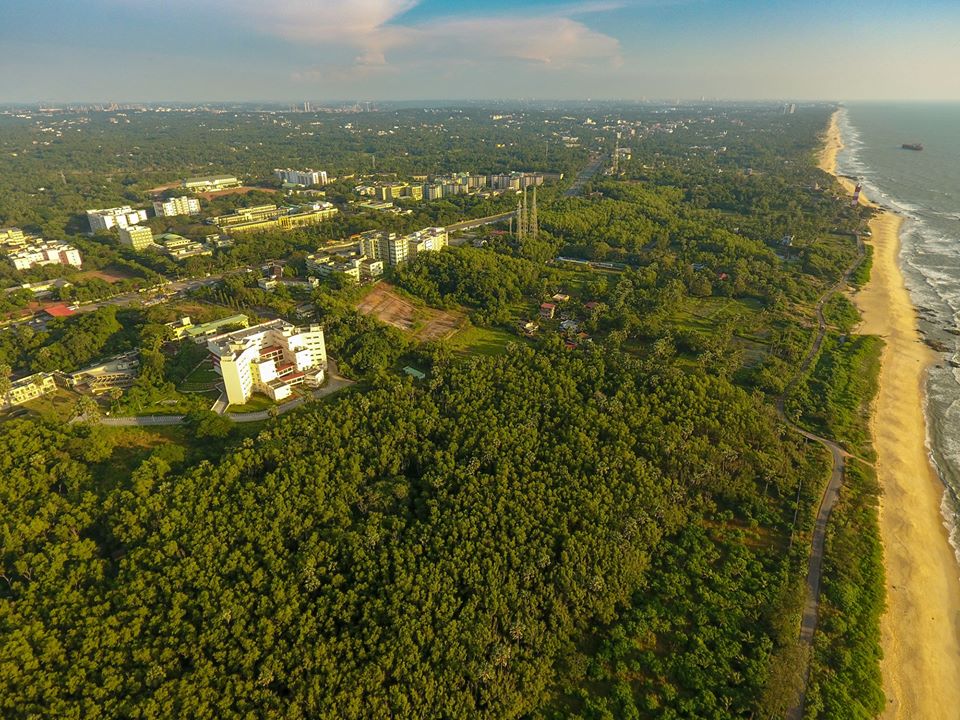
836,103 -> 960,560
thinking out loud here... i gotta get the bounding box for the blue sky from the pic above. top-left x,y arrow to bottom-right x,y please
1,0 -> 958,101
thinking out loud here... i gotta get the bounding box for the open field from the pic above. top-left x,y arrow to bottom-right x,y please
356,283 -> 465,342
446,325 -> 518,357
146,181 -> 181,195
74,266 -> 135,283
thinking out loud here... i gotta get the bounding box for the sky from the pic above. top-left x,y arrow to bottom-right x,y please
1,0 -> 958,102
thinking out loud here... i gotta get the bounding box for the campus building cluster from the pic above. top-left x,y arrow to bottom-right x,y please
1,228 -> 83,271
2,352 -> 141,409
206,319 -> 327,405
305,250 -> 383,283
357,171 -> 545,205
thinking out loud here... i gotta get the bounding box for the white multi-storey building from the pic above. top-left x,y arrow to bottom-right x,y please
8,242 -> 82,270
359,226 -> 448,268
86,206 -> 149,232
207,320 -> 326,405
275,168 -> 328,187
153,195 -> 201,217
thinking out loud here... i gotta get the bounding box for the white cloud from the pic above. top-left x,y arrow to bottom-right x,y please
208,0 -> 622,74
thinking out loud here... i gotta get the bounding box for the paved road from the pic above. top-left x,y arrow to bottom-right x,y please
445,211 -> 517,233
783,233 -> 865,720
564,153 -> 605,197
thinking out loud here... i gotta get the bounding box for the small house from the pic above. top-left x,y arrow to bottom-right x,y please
539,302 -> 556,319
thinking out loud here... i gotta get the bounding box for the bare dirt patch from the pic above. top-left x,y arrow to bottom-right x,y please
75,267 -> 134,283
355,283 -> 464,341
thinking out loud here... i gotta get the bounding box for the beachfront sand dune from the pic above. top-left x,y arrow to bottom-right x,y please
820,113 -> 960,720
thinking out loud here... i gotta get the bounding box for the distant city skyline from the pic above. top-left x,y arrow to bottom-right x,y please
2,0 -> 958,102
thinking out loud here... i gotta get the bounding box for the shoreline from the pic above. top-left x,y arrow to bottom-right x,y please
819,109 -> 960,719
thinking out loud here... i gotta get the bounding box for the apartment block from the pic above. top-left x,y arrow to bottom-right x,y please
86,206 -> 149,232
207,320 -> 326,405
153,195 -> 201,217
489,172 -> 544,190
3,372 -> 57,408
8,242 -> 82,270
182,175 -> 241,193
275,168 -> 328,186
358,227 -> 448,267
118,225 -> 154,251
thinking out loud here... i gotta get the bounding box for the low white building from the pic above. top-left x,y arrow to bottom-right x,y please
87,206 -> 149,232
207,320 -> 326,405
3,372 -> 57,408
8,242 -> 82,270
153,195 -> 201,217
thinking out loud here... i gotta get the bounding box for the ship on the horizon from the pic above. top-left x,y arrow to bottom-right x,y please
902,142 -> 924,151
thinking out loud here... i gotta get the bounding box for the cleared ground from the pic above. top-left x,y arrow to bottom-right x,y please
355,283 -> 465,342
74,267 -> 135,283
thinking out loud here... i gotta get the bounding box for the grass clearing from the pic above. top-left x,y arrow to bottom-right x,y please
447,325 -> 518,357
226,392 -> 275,414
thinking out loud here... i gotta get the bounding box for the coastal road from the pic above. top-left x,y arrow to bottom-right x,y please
783,232 -> 865,720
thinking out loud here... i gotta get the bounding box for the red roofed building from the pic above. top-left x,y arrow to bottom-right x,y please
43,305 -> 76,319
539,302 -> 556,319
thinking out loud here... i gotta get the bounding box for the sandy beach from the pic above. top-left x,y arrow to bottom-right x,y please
819,111 -> 960,719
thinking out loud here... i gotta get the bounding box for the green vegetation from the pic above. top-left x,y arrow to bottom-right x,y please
849,244 -> 874,288
803,461 -> 885,719
446,323 -> 518,357
822,293 -> 861,333
394,245 -> 541,324
787,333 -> 883,459
1,346 -> 825,719
0,104 -> 888,718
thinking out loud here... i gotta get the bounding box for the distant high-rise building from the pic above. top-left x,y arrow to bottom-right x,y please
153,195 -> 201,217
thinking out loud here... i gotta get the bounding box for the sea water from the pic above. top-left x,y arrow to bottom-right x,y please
836,103 -> 960,561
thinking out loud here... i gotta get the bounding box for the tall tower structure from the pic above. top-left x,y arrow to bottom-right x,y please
516,196 -> 525,240
529,185 -> 538,240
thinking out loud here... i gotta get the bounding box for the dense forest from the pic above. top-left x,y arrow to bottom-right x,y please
0,103 -> 887,718
2,346 -> 827,719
